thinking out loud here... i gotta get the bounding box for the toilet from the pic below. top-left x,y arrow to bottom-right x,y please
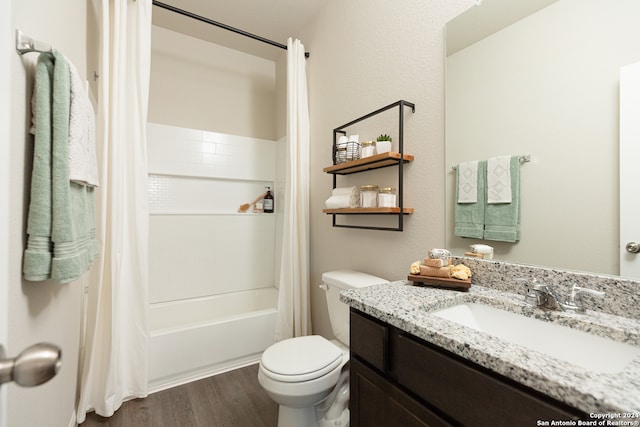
258,270 -> 389,427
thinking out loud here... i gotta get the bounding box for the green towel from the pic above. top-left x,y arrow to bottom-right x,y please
454,160 -> 486,239
23,51 -> 99,283
484,155 -> 521,242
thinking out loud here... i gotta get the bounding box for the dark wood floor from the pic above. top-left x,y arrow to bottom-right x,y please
81,364 -> 278,427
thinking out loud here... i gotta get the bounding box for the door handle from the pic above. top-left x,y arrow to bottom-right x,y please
0,343 -> 61,387
626,242 -> 640,254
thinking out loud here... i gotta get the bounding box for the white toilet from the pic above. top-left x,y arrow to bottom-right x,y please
258,270 -> 389,427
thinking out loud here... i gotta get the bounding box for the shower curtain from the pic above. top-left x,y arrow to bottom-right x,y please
76,0 -> 151,421
275,38 -> 311,341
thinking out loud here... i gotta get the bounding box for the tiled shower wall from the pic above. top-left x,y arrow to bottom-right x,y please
147,123 -> 278,304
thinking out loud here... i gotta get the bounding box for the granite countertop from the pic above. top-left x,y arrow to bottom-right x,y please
341,281 -> 640,414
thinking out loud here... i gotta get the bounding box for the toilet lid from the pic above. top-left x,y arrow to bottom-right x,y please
260,335 -> 343,383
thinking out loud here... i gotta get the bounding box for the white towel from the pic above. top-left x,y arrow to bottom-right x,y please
325,195 -> 351,209
487,156 -> 512,203
457,161 -> 478,203
68,60 -> 99,187
331,186 -> 360,207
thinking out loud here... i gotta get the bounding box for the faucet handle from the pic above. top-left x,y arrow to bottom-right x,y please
516,278 -> 548,306
565,285 -> 605,313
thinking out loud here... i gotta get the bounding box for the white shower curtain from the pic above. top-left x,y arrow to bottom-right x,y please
275,38 -> 312,341
76,0 -> 151,421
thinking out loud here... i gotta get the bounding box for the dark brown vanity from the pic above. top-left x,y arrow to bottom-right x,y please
349,309 -> 588,426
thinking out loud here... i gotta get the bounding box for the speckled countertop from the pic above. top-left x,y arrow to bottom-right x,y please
341,280 -> 640,414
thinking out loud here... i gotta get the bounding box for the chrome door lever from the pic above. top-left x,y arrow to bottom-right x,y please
626,242 -> 640,253
0,343 -> 62,387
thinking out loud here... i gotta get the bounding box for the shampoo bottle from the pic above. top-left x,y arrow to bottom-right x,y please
264,186 -> 274,213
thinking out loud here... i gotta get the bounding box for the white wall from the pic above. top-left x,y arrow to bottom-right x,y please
8,0 -> 89,425
149,25 -> 277,140
302,0 -> 476,337
446,0 -> 640,275
0,1 -> 11,426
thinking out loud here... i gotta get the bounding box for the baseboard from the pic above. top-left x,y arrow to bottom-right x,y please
148,354 -> 262,394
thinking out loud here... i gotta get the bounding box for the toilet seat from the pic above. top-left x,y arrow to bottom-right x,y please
260,335 -> 343,383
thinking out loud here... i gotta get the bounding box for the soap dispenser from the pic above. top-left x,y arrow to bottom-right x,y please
264,186 -> 274,213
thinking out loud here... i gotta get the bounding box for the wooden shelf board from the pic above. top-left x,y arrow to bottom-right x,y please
323,207 -> 414,215
323,152 -> 414,175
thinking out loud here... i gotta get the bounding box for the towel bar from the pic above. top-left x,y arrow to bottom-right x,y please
16,29 -> 52,55
452,154 -> 530,171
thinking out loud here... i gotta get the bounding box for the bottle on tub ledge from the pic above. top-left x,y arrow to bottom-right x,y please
263,186 -> 274,213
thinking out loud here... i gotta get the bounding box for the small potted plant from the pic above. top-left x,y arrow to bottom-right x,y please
376,134 -> 392,153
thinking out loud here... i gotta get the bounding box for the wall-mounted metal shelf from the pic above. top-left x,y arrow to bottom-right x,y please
325,100 -> 415,231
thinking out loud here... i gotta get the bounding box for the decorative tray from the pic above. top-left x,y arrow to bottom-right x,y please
407,274 -> 471,291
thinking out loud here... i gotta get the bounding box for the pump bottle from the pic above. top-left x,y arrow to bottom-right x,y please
264,186 -> 274,213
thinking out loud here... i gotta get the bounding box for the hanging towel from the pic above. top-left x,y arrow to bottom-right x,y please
484,155 -> 521,242
68,61 -> 99,187
487,155 -> 512,203
457,161 -> 479,203
23,53 -> 55,281
23,51 -> 99,283
454,160 -> 486,239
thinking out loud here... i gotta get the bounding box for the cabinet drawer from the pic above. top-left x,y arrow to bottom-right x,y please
392,332 -> 586,426
350,309 -> 388,372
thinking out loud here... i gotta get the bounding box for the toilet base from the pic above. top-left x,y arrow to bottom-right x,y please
277,405 -> 316,427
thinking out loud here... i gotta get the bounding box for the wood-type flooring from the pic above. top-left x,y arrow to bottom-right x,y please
81,364 -> 277,427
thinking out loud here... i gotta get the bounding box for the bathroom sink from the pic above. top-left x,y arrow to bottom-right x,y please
431,302 -> 640,374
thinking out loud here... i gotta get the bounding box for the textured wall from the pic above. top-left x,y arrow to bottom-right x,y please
302,0 -> 476,336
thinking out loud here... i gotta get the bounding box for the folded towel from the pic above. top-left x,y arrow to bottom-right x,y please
454,160 -> 486,239
484,155 -> 521,242
423,258 -> 449,268
419,265 -> 451,278
327,186 -> 360,209
325,195 -> 351,209
23,51 -> 99,283
331,186 -> 360,207
68,61 -> 99,187
457,161 -> 479,203
487,155 -> 512,203
332,186 -> 356,195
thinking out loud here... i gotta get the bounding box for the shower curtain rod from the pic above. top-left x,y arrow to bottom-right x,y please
152,1 -> 310,58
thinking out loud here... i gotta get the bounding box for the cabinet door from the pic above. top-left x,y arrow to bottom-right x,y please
392,332 -> 587,426
351,357 -> 452,427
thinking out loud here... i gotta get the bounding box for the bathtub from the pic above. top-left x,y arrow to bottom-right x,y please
149,287 -> 278,392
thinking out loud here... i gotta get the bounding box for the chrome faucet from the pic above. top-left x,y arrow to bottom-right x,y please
517,278 -> 605,314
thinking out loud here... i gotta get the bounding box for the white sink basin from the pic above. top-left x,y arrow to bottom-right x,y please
431,302 -> 640,374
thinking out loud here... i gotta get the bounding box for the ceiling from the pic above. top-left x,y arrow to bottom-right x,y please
151,0 -> 328,60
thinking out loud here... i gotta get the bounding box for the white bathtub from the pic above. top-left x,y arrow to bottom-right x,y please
149,287 -> 278,392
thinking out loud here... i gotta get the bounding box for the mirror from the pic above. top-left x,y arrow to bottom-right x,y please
445,0 -> 640,276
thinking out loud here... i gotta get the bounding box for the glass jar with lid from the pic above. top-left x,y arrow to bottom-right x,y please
378,187 -> 397,207
360,185 -> 379,208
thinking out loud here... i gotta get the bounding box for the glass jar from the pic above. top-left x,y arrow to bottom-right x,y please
378,187 -> 397,207
360,185 -> 379,208
360,141 -> 376,158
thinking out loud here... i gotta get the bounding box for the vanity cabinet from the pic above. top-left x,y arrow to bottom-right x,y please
323,100 -> 415,231
349,309 -> 588,427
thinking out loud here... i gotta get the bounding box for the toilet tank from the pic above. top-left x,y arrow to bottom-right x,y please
321,270 -> 389,347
